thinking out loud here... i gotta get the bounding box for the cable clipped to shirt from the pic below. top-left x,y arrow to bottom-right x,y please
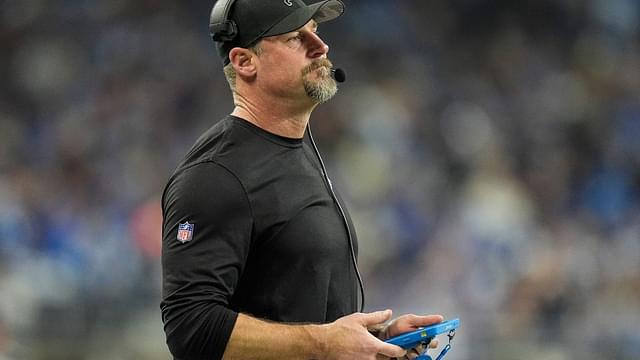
306,122 -> 365,313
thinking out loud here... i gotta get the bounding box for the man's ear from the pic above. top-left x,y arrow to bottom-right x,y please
229,47 -> 257,79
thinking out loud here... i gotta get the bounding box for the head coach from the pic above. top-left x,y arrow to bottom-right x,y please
160,0 -> 444,359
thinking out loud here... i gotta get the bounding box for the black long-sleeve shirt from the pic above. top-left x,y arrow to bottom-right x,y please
161,116 -> 359,360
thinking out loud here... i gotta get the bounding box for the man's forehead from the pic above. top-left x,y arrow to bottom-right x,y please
296,19 -> 318,32
262,19 -> 318,42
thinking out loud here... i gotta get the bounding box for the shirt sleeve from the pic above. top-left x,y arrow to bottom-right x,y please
160,161 -> 253,360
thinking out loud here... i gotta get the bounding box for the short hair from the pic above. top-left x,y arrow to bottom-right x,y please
223,42 -> 263,93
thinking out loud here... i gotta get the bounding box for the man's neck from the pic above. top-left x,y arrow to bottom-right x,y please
231,92 -> 316,139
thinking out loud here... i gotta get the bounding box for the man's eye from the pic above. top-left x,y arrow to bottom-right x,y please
288,34 -> 302,42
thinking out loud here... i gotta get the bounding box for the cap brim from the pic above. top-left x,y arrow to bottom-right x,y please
262,0 -> 345,38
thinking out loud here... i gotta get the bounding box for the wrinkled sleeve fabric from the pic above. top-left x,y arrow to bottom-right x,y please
160,161 -> 253,360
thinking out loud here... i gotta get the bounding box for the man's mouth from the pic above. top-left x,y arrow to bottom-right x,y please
303,59 -> 333,78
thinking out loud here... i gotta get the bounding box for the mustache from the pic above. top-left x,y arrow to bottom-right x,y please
302,58 -> 333,76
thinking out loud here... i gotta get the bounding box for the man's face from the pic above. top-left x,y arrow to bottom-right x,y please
255,20 -> 338,104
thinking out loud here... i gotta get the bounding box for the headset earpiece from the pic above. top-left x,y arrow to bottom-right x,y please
209,0 -> 238,42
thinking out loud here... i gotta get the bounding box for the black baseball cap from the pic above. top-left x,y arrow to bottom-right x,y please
210,0 -> 345,65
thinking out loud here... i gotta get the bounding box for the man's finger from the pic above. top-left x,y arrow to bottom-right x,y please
428,339 -> 439,349
404,314 -> 444,327
360,309 -> 393,326
406,347 -> 421,359
386,314 -> 445,338
376,341 -> 406,358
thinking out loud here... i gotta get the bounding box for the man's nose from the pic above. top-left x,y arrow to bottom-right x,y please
307,32 -> 329,58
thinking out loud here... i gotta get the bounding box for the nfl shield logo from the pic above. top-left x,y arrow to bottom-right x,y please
177,222 -> 194,243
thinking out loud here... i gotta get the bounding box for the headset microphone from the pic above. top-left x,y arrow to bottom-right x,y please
331,68 -> 346,83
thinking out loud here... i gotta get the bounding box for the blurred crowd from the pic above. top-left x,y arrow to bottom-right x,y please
1,0 -> 639,359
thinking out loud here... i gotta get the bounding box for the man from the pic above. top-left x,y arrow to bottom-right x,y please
161,0 -> 443,359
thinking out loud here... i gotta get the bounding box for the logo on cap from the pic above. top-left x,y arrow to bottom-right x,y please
284,0 -> 293,6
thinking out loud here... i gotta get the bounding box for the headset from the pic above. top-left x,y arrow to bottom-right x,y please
209,0 -> 238,42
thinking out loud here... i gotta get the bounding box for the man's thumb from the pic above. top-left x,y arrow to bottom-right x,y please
361,309 -> 393,326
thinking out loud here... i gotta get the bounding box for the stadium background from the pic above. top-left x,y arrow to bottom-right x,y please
1,0 -> 639,359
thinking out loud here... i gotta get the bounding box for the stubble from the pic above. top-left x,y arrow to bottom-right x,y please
301,59 -> 338,104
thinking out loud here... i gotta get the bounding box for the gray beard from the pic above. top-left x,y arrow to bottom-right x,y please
303,73 -> 338,104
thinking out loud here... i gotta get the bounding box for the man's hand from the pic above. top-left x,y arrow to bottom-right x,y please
317,310 -> 407,360
383,314 -> 444,339
374,314 -> 444,360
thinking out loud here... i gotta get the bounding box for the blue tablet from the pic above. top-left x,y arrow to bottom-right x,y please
384,318 -> 460,349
